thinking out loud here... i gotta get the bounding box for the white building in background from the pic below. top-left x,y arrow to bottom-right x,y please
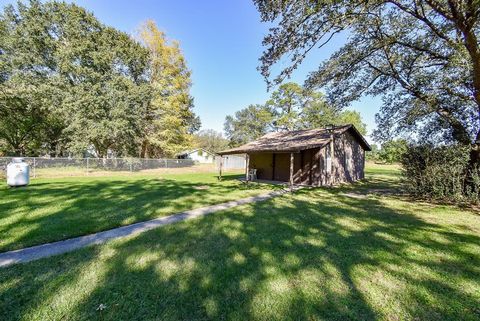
176,149 -> 215,163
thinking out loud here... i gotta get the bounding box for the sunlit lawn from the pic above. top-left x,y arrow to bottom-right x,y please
0,171 -> 276,252
0,163 -> 479,321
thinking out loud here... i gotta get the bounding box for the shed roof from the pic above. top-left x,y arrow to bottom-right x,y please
217,124 -> 371,155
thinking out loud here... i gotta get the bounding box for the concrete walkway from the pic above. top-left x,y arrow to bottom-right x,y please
0,189 -> 287,268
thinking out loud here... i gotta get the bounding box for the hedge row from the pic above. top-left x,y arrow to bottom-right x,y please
401,145 -> 480,204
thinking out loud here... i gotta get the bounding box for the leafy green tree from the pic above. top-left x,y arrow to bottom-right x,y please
298,97 -> 338,129
224,83 -> 367,146
0,1 -> 65,156
379,139 -> 408,164
58,10 -> 150,158
299,101 -> 367,135
366,144 -> 380,162
224,104 -> 274,146
338,111 -> 367,136
266,82 -> 310,130
138,20 -> 200,158
267,82 -> 368,134
1,2 -> 200,158
66,77 -> 151,158
194,129 -> 229,153
255,0 -> 480,165
0,0 -> 151,157
0,87 -> 47,156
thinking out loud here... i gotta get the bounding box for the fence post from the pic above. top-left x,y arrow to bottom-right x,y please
33,158 -> 36,178
218,156 -> 223,181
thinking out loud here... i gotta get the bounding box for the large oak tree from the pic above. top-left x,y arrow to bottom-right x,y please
0,0 -> 150,157
0,1 -> 199,158
254,0 -> 480,164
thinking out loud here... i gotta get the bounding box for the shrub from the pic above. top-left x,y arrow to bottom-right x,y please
401,144 -> 480,204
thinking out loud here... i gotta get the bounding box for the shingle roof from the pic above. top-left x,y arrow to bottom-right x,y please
217,124 -> 371,155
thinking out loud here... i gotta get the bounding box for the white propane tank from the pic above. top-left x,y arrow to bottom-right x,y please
7,158 -> 30,187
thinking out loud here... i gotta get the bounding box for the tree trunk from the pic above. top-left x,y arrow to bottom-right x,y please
469,144 -> 480,166
465,131 -> 480,193
12,142 -> 24,156
15,147 -> 24,157
140,140 -> 149,158
458,9 -> 480,192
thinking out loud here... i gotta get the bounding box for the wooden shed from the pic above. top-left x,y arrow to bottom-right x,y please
217,124 -> 371,187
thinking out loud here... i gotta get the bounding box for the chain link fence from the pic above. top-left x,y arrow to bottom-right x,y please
0,157 -> 199,178
0,155 -> 246,179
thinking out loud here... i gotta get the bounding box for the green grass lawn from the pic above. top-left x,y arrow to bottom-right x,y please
0,172 -> 277,252
1,164 -> 479,321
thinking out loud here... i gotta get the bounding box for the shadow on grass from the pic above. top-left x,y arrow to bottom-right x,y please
0,187 -> 478,321
0,174 -> 279,252
325,165 -> 405,197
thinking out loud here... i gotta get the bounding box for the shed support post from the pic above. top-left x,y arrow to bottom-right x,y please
245,154 -> 250,183
330,134 -> 335,185
218,156 -> 223,181
272,153 -> 276,180
289,152 -> 294,192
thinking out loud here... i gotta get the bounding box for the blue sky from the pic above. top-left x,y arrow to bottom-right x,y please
3,0 -> 382,142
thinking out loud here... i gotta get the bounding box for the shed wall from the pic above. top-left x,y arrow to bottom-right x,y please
247,130 -> 365,186
249,153 -> 273,180
292,148 -> 321,185
273,153 -> 290,181
331,130 -> 365,184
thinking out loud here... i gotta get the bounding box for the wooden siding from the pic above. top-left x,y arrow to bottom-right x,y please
273,153 -> 290,181
330,130 -> 365,184
292,148 -> 321,185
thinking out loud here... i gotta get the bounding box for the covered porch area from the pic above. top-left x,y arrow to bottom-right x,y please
217,151 -> 298,189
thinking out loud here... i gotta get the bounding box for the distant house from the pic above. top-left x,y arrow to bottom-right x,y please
177,148 -> 215,163
217,124 -> 371,186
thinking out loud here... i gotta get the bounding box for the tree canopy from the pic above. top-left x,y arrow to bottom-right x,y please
254,0 -> 480,152
194,129 -> 229,153
224,104 -> 275,147
224,82 -> 367,146
0,0 -> 198,157
378,139 -> 409,163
